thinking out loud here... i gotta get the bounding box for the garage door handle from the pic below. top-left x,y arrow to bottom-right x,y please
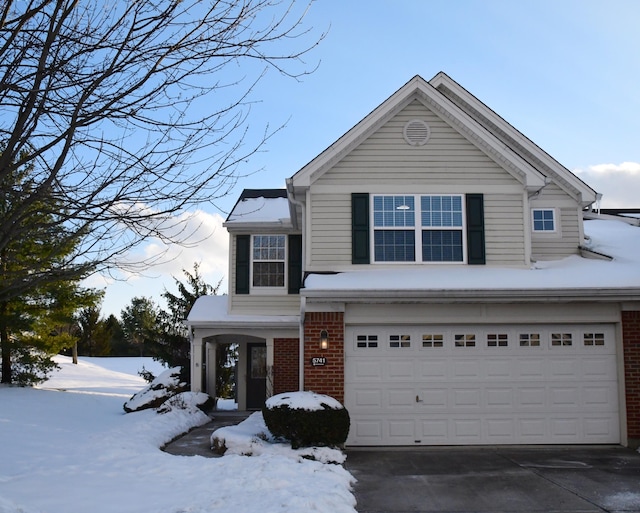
416,395 -> 423,403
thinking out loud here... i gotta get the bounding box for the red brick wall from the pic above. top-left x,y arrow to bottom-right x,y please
303,312 -> 345,404
273,338 -> 299,395
623,311 -> 640,444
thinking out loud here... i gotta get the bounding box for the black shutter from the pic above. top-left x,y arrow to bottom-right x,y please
352,193 -> 370,264
235,234 -> 250,294
466,194 -> 485,265
288,234 -> 302,294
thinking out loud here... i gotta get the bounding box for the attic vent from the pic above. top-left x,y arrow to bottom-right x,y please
403,119 -> 431,146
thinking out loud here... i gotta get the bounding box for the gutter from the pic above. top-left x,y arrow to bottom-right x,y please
301,287 -> 640,303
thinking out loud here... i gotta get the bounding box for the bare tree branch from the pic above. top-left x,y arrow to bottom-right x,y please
0,0 -> 324,303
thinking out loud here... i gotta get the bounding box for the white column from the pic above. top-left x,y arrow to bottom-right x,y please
266,337 -> 274,398
206,343 -> 218,399
190,333 -> 204,393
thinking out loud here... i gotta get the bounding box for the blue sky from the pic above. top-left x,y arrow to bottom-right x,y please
94,0 -> 640,317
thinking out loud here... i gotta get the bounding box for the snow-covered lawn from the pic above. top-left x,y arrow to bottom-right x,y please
0,356 -> 356,513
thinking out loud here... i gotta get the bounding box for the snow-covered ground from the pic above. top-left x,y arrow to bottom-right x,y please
0,356 -> 356,513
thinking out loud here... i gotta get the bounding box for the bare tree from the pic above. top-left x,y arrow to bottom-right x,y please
0,0 -> 323,304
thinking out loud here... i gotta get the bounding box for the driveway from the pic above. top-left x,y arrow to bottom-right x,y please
344,446 -> 640,513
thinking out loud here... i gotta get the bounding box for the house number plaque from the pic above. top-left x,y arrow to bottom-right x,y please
310,357 -> 327,366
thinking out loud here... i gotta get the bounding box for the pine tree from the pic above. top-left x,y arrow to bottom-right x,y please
0,154 -> 98,384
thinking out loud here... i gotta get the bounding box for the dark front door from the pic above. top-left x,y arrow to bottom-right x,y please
246,343 -> 267,409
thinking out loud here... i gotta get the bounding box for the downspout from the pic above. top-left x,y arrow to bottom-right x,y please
286,178 -> 306,392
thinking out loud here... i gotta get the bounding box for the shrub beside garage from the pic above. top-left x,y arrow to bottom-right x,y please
262,391 -> 350,449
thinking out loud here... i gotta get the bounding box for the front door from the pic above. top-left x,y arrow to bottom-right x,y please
246,343 -> 267,409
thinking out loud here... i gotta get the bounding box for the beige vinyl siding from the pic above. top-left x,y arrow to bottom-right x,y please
531,207 -> 581,260
316,100 -> 519,186
484,194 -> 526,265
307,193 -> 526,269
530,183 -> 582,260
230,294 -> 300,315
228,234 -> 300,316
307,100 -> 527,270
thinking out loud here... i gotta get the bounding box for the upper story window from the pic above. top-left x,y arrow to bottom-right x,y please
252,235 -> 286,288
372,194 -> 464,263
532,209 -> 556,232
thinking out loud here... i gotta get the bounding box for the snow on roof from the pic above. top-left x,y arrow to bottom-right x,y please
186,295 -> 299,325
226,196 -> 291,225
304,220 -> 640,294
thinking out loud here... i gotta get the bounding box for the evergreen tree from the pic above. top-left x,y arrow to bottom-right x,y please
120,297 -> 158,357
76,305 -> 112,358
0,153 -> 97,384
151,263 -> 224,385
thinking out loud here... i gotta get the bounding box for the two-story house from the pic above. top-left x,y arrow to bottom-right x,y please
186,73 -> 640,447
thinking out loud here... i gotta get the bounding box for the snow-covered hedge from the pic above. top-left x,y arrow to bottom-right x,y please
123,367 -> 213,413
262,391 -> 350,449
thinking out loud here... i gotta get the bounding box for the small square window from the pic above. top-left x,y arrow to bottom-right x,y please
532,209 -> 555,232
390,334 -> 411,348
519,333 -> 540,347
422,334 -> 444,348
583,333 -> 605,346
551,333 -> 572,347
487,333 -> 508,347
455,334 -> 475,348
356,335 -> 379,348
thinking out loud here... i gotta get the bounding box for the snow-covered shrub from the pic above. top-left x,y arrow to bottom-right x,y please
157,391 -> 214,414
262,391 -> 350,449
123,367 -> 190,413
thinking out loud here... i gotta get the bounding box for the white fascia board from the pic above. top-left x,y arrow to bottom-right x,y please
430,72 -> 598,206
291,76 -> 424,188
291,75 -> 546,190
302,287 -> 640,303
222,220 -> 294,231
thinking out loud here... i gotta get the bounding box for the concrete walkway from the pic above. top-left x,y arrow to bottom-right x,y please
345,445 -> 640,513
162,410 -> 251,457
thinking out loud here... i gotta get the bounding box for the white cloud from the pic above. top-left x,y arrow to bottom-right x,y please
97,209 -> 229,317
573,162 -> 640,208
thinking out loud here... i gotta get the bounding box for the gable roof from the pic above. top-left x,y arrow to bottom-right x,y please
289,74 -> 597,207
429,72 -> 597,207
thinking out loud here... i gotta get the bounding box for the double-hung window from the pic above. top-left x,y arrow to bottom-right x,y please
372,194 -> 464,263
252,235 -> 286,288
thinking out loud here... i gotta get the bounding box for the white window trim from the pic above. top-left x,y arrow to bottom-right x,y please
531,207 -> 557,233
249,234 -> 287,294
370,194 -> 467,264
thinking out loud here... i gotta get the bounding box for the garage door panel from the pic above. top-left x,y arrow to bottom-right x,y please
485,387 -> 514,408
388,388 -> 415,407
387,360 -> 414,379
345,324 -> 619,446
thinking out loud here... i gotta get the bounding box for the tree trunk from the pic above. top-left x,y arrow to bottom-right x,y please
72,340 -> 78,364
0,302 -> 11,384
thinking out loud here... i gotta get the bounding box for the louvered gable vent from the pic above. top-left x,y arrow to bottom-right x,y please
403,119 -> 431,146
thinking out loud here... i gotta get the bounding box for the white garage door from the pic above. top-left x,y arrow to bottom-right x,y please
345,324 -> 620,445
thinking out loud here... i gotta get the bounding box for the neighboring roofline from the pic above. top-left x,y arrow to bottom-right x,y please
429,72 -> 598,207
584,210 -> 640,227
223,188 -> 294,230
290,75 -> 547,191
224,188 -> 287,222
301,287 -> 640,303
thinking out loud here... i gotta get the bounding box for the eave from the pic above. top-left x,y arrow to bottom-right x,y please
301,287 -> 640,304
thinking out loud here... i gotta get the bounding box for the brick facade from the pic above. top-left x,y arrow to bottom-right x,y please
303,311 -> 345,403
273,338 -> 299,395
623,310 -> 640,446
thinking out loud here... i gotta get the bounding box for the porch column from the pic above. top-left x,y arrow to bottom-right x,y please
266,337 -> 274,398
206,343 -> 217,399
190,333 -> 204,393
